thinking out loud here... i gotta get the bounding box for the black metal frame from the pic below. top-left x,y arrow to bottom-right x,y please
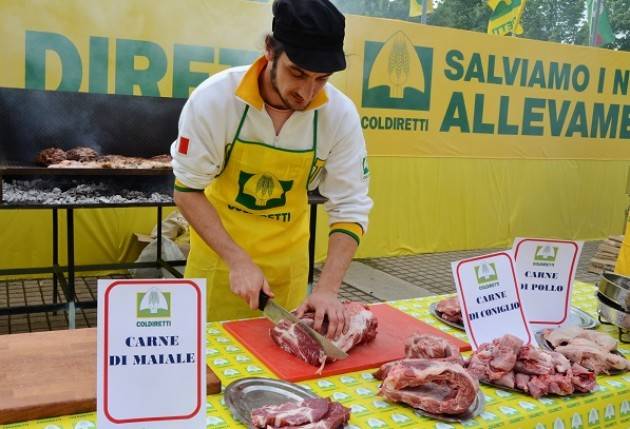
0,203 -> 186,327
0,191 -> 327,327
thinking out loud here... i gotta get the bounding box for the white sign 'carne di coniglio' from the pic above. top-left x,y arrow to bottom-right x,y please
512,238 -> 583,329
97,279 -> 206,429
452,252 -> 532,350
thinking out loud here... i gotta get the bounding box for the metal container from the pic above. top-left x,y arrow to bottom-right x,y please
224,377 -> 318,426
597,292 -> 630,330
430,303 -> 598,330
598,272 -> 630,312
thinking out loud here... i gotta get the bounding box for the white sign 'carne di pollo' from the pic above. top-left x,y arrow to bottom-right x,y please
512,238 -> 582,329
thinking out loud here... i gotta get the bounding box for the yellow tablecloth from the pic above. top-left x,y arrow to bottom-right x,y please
3,282 -> 629,429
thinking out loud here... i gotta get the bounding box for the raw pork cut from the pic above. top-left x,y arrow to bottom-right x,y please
270,302 -> 377,370
250,398 -> 350,429
376,359 -> 479,415
435,296 -> 462,323
404,333 -> 463,364
251,398 -> 330,428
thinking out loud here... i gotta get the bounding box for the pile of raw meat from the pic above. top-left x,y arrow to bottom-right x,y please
543,327 -> 630,374
270,302 -> 377,371
374,333 -> 479,416
36,147 -> 171,169
435,296 -> 462,324
250,398 -> 350,429
467,334 -> 596,398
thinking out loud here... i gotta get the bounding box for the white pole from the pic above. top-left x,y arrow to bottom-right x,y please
421,0 -> 428,24
591,0 -> 602,46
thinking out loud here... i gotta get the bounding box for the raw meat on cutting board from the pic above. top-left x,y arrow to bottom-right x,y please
270,302 -> 377,370
405,332 -> 464,364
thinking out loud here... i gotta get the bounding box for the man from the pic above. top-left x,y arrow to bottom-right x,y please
171,0 -> 372,339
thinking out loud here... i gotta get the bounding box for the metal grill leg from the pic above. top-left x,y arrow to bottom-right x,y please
157,206 -> 163,266
52,208 -> 58,310
67,208 -> 76,329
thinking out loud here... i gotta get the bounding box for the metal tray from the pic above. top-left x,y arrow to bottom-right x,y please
598,272 -> 630,312
534,329 -> 627,374
429,302 -> 465,330
224,377 -> 319,426
597,292 -> 630,330
413,389 -> 485,423
430,303 -> 598,330
568,306 -> 599,329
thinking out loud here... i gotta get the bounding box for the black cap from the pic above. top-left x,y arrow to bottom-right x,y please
272,0 -> 346,73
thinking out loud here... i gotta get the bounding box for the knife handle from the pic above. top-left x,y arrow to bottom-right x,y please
258,290 -> 270,311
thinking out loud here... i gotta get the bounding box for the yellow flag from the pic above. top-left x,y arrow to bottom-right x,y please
409,0 -> 433,17
487,0 -> 527,36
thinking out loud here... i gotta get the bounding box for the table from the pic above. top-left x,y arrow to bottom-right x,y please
2,281 -> 629,429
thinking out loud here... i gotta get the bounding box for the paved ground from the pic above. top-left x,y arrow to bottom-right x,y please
0,240 -> 602,335
359,240 -> 601,295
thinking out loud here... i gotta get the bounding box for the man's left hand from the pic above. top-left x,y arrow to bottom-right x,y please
296,289 -> 349,340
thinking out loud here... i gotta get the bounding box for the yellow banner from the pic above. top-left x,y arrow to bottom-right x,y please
409,0 -> 433,17
487,0 -> 526,36
1,0 -> 629,160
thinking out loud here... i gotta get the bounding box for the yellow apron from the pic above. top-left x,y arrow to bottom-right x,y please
185,105 -> 317,321
615,216 -> 630,276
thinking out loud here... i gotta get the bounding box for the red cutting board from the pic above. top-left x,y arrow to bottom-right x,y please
223,303 -> 470,382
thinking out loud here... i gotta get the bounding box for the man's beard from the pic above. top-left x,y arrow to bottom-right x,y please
270,60 -> 304,111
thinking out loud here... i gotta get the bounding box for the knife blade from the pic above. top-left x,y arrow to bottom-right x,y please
258,291 -> 349,360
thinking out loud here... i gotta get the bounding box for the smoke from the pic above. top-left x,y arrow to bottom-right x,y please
0,87 -> 183,164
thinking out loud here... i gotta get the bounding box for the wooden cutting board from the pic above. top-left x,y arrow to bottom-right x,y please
223,303 -> 470,382
0,327 -> 221,425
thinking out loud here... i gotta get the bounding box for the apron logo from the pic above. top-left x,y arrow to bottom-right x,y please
236,171 -> 293,210
362,31 -> 433,110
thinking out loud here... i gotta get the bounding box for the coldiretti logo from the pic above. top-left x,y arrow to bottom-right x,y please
236,171 -> 293,211
474,262 -> 499,289
362,31 -> 433,111
137,288 -> 171,318
534,245 -> 558,265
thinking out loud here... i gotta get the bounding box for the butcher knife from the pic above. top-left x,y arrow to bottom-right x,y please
258,291 -> 349,360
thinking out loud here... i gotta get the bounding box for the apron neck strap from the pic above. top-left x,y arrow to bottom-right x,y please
312,110 -> 318,153
232,104 -> 250,144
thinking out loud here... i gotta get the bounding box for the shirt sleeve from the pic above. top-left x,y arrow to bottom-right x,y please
170,95 -> 225,190
318,103 -> 372,237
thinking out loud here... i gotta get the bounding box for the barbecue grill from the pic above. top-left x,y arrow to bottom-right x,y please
0,87 -> 187,326
0,87 -> 326,327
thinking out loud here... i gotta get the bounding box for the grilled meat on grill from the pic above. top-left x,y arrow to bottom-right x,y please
35,147 -> 67,166
65,146 -> 98,161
